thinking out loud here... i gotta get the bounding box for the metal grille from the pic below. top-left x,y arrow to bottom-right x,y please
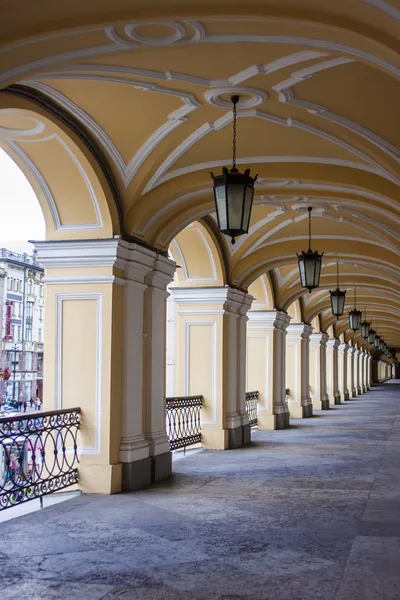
166,396 -> 202,451
245,391 -> 259,426
0,407 -> 80,511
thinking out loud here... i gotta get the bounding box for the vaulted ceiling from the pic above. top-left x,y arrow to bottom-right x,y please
0,0 -> 399,350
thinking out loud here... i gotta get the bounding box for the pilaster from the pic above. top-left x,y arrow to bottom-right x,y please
355,348 -> 362,395
309,332 -> 329,411
326,338 -> 340,406
286,323 -> 313,419
338,343 -> 350,401
247,310 -> 291,429
349,346 -> 357,397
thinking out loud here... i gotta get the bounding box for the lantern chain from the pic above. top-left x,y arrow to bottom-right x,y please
308,206 -> 312,251
231,95 -> 239,171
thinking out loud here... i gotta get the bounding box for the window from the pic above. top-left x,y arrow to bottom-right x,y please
17,326 -> 21,341
7,277 -> 11,290
25,352 -> 32,370
26,326 -> 32,342
39,306 -> 43,320
12,325 -> 16,341
38,329 -> 42,343
39,285 -> 44,298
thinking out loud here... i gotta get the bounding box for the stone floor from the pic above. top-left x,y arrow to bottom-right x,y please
1,381 -> 400,600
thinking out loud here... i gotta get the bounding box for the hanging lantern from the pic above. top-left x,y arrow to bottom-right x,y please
379,339 -> 385,351
360,306 -> 370,339
349,288 -> 362,331
330,262 -> 346,318
297,207 -> 323,292
374,335 -> 381,348
210,95 -> 257,244
368,328 -> 376,344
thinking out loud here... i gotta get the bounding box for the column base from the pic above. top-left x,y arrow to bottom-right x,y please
352,389 -> 357,397
242,423 -> 251,446
228,425 -> 244,449
334,395 -> 341,405
276,411 -> 290,429
321,399 -> 330,410
303,404 -> 313,418
151,451 -> 172,483
357,387 -> 362,395
344,392 -> 350,400
122,457 -> 152,492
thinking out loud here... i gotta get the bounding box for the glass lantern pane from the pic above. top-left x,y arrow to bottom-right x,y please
304,257 -> 317,289
215,184 -> 227,231
298,258 -> 306,287
226,182 -> 245,231
338,295 -> 346,315
241,185 -> 254,232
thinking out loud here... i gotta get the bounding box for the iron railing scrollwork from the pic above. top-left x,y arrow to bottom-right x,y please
245,391 -> 259,426
0,407 -> 80,511
166,396 -> 202,451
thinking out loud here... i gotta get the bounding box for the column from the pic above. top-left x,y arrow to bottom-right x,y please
309,332 -> 329,410
348,346 -> 357,397
368,354 -> 373,388
326,338 -> 340,406
247,310 -> 291,429
37,239 -> 176,494
355,348 -> 362,395
286,323 -> 313,418
172,287 -> 252,449
143,254 -> 176,482
338,342 -> 349,401
361,352 -> 367,393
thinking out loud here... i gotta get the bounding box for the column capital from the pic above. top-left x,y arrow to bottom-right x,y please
338,342 -> 349,353
171,286 -> 252,315
247,310 -> 291,331
310,332 -> 329,345
326,337 -> 340,350
287,323 -> 313,339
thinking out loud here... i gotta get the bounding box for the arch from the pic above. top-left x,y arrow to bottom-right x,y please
0,96 -> 117,241
248,273 -> 274,310
287,298 -> 301,323
168,220 -> 225,287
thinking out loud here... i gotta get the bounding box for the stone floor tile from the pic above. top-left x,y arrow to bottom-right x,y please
1,382 -> 400,599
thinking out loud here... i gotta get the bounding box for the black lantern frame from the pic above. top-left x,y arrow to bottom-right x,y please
368,328 -> 376,344
360,307 -> 370,340
330,262 -> 346,318
210,95 -> 257,244
374,335 -> 380,349
349,288 -> 362,331
297,207 -> 323,293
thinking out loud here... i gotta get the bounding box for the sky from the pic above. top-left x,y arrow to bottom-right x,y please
0,148 -> 45,254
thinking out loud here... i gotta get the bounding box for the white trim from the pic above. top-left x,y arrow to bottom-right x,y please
185,321 -> 217,424
44,275 -> 125,286
55,293 -> 102,454
361,0 -> 400,21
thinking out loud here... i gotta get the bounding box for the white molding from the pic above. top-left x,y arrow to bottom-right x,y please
185,321 -> 217,424
56,293 -> 102,454
35,239 -> 121,267
204,86 -> 267,108
361,0 -> 400,21
23,76 -> 200,189
43,275 -> 125,286
2,135 -> 103,231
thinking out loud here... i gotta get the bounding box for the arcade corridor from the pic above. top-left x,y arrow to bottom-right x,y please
1,382 -> 400,600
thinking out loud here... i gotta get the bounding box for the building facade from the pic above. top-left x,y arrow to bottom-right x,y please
0,249 -> 44,404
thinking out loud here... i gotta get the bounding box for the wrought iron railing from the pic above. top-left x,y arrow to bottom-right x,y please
166,395 -> 202,451
245,391 -> 259,426
0,407 -> 80,511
